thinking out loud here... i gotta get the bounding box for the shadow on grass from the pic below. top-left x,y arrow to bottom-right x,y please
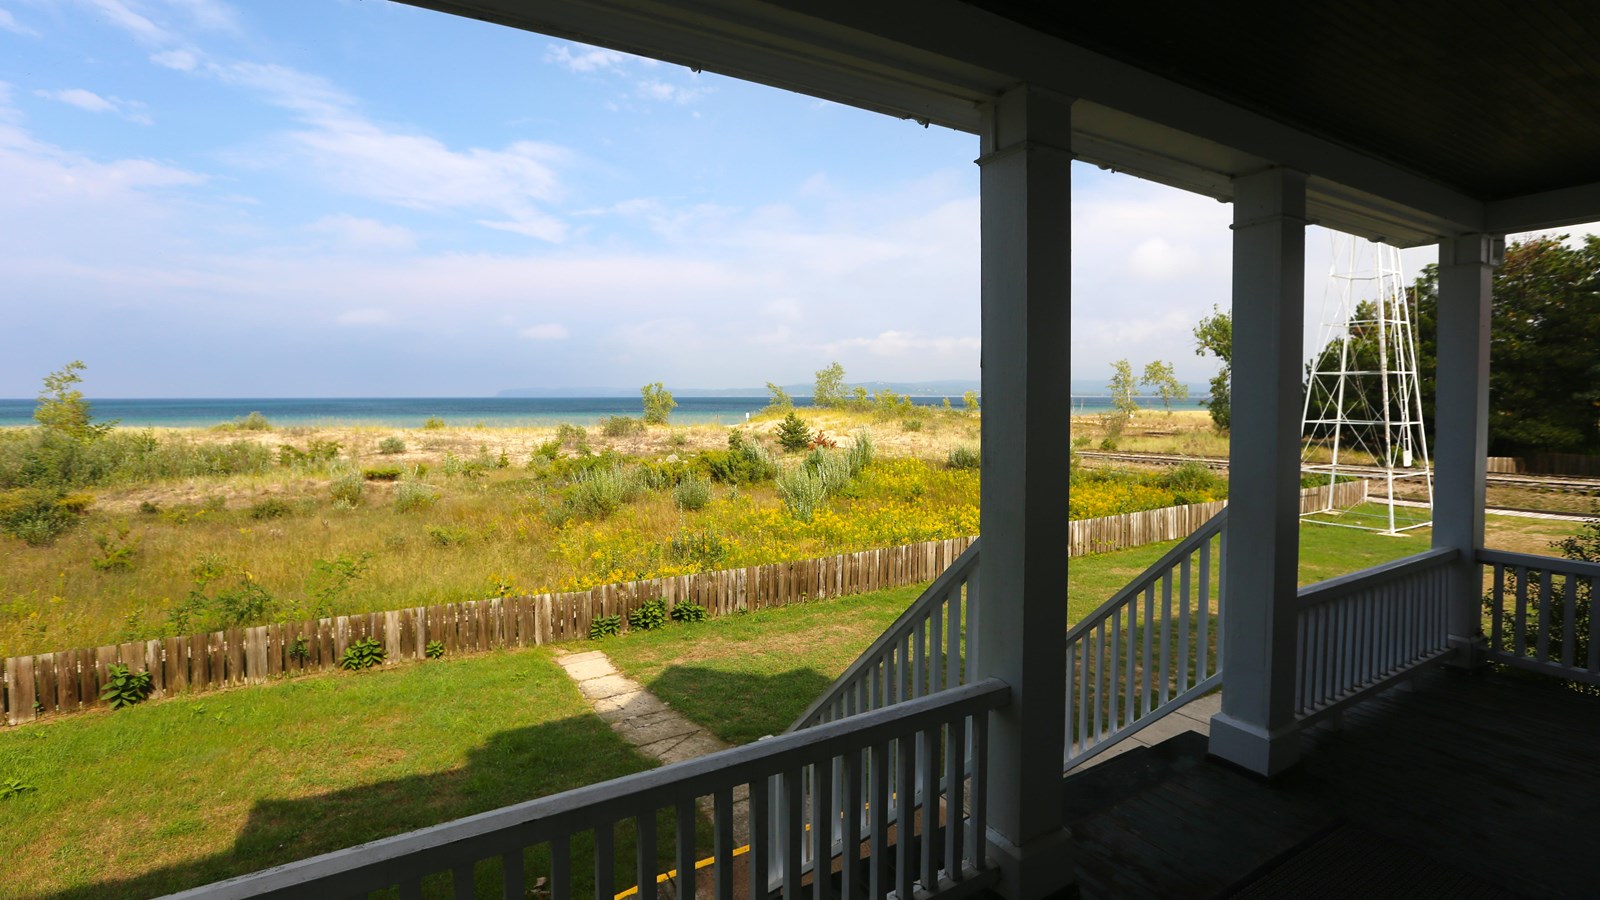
28,666 -> 838,900
639,664 -> 836,745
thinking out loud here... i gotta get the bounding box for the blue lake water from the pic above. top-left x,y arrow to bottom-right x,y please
0,394 -> 1208,428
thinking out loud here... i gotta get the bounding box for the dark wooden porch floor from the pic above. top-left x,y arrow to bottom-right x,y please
1060,667 -> 1600,899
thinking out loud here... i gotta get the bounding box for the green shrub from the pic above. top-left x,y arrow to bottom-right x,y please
100,664 -> 153,709
670,601 -> 708,623
137,500 -> 160,515
556,423 -> 588,450
1158,461 -> 1226,504
422,417 -> 446,430
568,465 -> 641,519
377,436 -> 406,455
667,529 -> 730,569
700,431 -> 777,484
329,473 -> 365,507
394,481 -> 438,512
0,488 -> 92,545
804,448 -> 854,494
230,411 -> 271,431
673,475 -> 712,511
947,446 -> 980,470
901,418 -> 923,432
362,466 -> 402,481
776,411 -> 812,453
248,497 -> 294,520
533,440 -> 562,462
425,639 -> 445,660
600,415 -> 645,437
777,468 -> 828,522
640,382 -> 676,424
91,523 -> 139,571
670,430 -> 688,447
288,638 -> 310,663
339,637 -> 386,671
627,598 -> 668,632
589,614 -> 621,639
846,432 -> 875,476
427,525 -> 471,547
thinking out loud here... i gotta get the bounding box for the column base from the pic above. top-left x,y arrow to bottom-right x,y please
1206,712 -> 1301,777
1444,634 -> 1491,671
985,826 -> 1075,900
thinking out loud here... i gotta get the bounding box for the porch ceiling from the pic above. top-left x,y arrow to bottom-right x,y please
397,0 -> 1600,243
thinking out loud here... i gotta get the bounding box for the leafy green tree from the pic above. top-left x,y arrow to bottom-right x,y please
765,382 -> 793,411
640,382 -> 677,425
1411,235 -> 1600,456
1192,307 -> 1232,432
813,362 -> 846,407
1140,360 -> 1188,414
963,390 -> 980,413
1108,359 -> 1140,416
35,361 -> 113,441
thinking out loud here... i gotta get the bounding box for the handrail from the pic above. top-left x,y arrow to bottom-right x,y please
1478,547 -> 1600,577
166,679 -> 1010,900
787,540 -> 980,732
1295,547 -> 1458,610
1064,508 -> 1226,771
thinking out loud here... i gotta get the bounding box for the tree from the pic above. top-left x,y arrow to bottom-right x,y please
640,382 -> 676,425
35,360 -> 113,441
1108,359 -> 1140,416
963,391 -> 980,413
765,382 -> 793,411
1140,360 -> 1188,414
1192,307 -> 1232,432
1411,235 -> 1600,456
813,362 -> 846,407
775,411 -> 812,452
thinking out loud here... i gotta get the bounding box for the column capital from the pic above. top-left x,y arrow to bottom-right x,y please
1440,233 -> 1506,268
979,84 -> 1074,159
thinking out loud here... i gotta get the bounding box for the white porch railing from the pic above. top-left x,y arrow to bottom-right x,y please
165,680 -> 1007,900
1480,549 -> 1600,686
788,541 -> 978,732
1063,509 -> 1226,771
1293,547 -> 1456,722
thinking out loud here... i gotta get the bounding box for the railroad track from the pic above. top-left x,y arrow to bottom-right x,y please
1076,450 -> 1600,493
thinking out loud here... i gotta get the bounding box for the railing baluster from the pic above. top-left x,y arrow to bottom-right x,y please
1063,640 -> 1076,762
551,834 -> 571,900
970,713 -> 987,872
503,849 -> 526,900
637,811 -> 658,900
1108,605 -> 1121,731
895,732 -> 915,900
1198,540 -> 1211,682
1076,629 -> 1088,756
400,877 -> 423,900
1178,556 -> 1192,692
930,596 -> 944,695
1159,571 -> 1173,704
943,717 -> 965,882
1092,622 -> 1105,744
713,793 -> 734,900
814,755 -> 835,900
1124,600 -> 1136,728
1141,586 -> 1154,716
782,771 -> 803,900
870,742 -> 889,900
749,778 -> 771,900
1514,566 -> 1530,658
919,724 -> 940,891
913,619 -> 926,700
677,802 -> 698,900
1490,563 -> 1505,653
452,863 -> 474,899
840,748 -> 862,900
1537,568 -> 1554,662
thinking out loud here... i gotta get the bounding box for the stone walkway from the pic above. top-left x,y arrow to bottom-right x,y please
554,649 -> 750,846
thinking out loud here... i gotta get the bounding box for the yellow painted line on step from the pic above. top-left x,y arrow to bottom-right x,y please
612,843 -> 750,900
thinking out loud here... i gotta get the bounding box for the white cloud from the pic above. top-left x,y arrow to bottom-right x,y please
83,0 -> 173,45
636,80 -> 704,105
159,0 -> 239,33
150,49 -> 199,71
519,323 -> 569,340
823,330 -> 981,358
36,88 -> 116,113
543,44 -> 630,73
0,8 -> 39,36
307,214 -> 416,251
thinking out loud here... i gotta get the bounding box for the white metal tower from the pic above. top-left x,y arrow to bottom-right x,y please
1300,235 -> 1433,534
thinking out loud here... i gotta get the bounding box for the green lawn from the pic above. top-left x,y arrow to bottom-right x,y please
0,648 -> 678,899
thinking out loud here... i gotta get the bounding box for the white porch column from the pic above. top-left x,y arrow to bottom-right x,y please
1208,167 -> 1307,777
975,84 -> 1074,900
1433,234 -> 1501,661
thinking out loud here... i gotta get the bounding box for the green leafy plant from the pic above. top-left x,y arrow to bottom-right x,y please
100,663 -> 154,709
627,598 -> 668,632
232,411 -> 272,431
428,524 -> 472,547
672,475 -> 712,511
0,488 -> 92,545
589,614 -> 621,640
425,639 -> 445,660
329,473 -> 365,507
339,637 -> 386,671
777,468 -> 828,522
947,446 -> 980,470
248,497 -> 293,520
377,436 -> 406,455
0,776 -> 36,801
362,466 -> 402,481
393,480 -> 438,512
422,417 -> 446,430
91,522 -> 139,571
640,382 -> 677,424
776,411 -> 812,453
670,601 -> 708,623
288,638 -> 310,663
600,415 -> 645,437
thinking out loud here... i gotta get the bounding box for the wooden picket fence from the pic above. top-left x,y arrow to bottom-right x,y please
2,537 -> 974,726
0,481 -> 1370,726
1488,453 -> 1600,477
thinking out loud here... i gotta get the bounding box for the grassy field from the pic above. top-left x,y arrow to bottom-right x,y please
0,646 -> 695,900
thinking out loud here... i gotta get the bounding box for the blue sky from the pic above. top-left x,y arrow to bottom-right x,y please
0,0 -> 1490,398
